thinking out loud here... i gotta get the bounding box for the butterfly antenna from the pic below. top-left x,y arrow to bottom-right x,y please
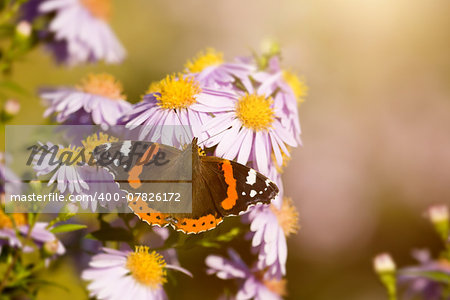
173,109 -> 192,146
197,125 -> 232,146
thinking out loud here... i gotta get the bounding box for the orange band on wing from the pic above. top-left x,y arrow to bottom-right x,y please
175,214 -> 223,233
129,197 -> 170,227
220,160 -> 238,210
127,144 -> 159,188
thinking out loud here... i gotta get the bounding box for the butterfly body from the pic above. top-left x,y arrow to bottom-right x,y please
95,138 -> 278,234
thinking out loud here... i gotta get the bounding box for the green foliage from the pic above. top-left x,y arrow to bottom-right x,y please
50,224 -> 87,234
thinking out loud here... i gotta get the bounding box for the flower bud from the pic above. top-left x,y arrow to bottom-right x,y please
428,204 -> 449,223
373,253 -> 396,273
373,253 -> 397,300
16,21 -> 32,38
43,239 -> 60,256
58,203 -> 78,220
260,38 -> 280,57
4,99 -> 20,116
427,204 -> 449,242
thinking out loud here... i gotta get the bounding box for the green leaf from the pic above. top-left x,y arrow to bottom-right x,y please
24,279 -> 69,292
0,80 -> 29,96
216,227 -> 241,242
196,240 -> 220,248
50,224 -> 87,234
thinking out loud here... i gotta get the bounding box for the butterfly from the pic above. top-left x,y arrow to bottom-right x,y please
94,138 -> 278,234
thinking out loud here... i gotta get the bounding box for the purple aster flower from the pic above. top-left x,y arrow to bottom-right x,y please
184,48 -> 255,88
31,0 -> 126,65
32,133 -> 125,211
123,73 -> 236,148
399,249 -> 450,300
202,79 -> 298,176
32,142 -> 89,194
0,153 -> 22,196
0,211 -> 65,259
82,246 -> 192,300
41,73 -> 131,130
243,170 -> 299,278
253,57 -> 306,145
206,248 -> 286,300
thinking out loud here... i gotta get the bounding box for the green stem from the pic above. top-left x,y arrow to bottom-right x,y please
0,212 -> 38,293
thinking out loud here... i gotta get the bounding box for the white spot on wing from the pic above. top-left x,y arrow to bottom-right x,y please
250,190 -> 257,197
265,179 -> 271,187
120,140 -> 132,156
246,169 -> 257,185
242,192 -> 246,196
104,143 -> 111,150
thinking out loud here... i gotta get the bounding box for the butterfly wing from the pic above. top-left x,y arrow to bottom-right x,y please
199,156 -> 279,216
94,141 -> 223,233
94,141 -> 278,234
94,141 -> 188,188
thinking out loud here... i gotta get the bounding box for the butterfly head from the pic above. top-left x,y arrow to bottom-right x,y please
191,137 -> 206,157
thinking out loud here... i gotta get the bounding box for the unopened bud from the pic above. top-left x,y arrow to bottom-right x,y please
260,38 -> 281,57
43,239 -> 60,256
374,253 -> 396,273
428,205 -> 449,223
16,21 -> 32,38
427,204 -> 449,242
374,253 -> 397,300
58,203 -> 78,220
4,99 -> 20,116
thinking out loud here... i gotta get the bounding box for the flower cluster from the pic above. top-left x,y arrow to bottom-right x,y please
22,0 -> 126,65
374,204 -> 450,300
36,47 -> 306,299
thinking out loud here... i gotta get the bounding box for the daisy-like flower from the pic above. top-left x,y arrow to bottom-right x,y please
33,0 -> 126,65
33,142 -> 89,195
123,73 -> 236,148
206,248 -> 286,300
203,81 -> 298,176
241,168 -> 299,278
245,194 -> 299,278
0,153 -> 22,196
0,210 -> 65,257
41,73 -> 131,129
82,246 -> 192,300
184,48 -> 254,88
32,133 -> 124,211
399,249 -> 450,300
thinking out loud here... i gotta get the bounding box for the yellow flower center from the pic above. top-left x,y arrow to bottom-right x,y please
263,278 -> 287,297
145,81 -> 162,95
184,48 -> 224,73
236,93 -> 274,131
156,74 -> 201,110
126,246 -> 167,288
78,73 -> 125,100
270,197 -> 300,237
82,132 -> 118,162
80,0 -> 111,20
283,70 -> 308,103
0,210 -> 27,229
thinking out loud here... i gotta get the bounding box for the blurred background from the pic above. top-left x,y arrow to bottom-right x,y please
7,0 -> 450,298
